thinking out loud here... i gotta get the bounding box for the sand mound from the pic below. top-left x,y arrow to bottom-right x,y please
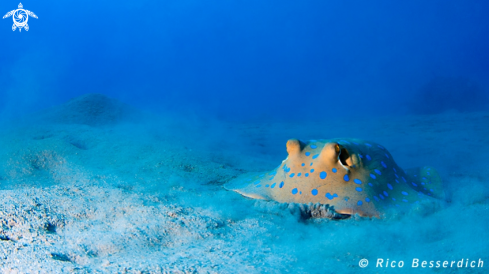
409,76 -> 489,114
38,93 -> 140,126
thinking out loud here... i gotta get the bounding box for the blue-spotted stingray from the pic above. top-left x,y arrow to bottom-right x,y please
225,138 -> 445,218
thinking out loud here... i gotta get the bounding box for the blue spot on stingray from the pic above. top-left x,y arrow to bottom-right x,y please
344,174 -> 350,181
355,187 -> 363,192
395,179 -> 400,184
254,181 -> 260,185
320,171 -> 327,179
387,183 -> 393,190
310,145 -> 317,149
359,154 -> 364,158
301,163 -> 305,166
374,196 -> 379,201
402,177 -> 407,182
383,191 -> 389,197
370,174 -> 376,179
300,191 -> 302,194
366,155 -> 372,160
366,143 -> 372,147
354,179 -> 362,185
270,171 -> 277,175
379,194 -> 385,200
422,177 -> 427,180
375,169 -> 381,175
271,183 -> 276,188
393,168 -> 397,173
325,193 -> 338,200
392,197 -> 396,201
353,142 -> 359,145
265,184 -> 269,187
378,145 -> 384,149
385,153 -> 390,158
289,173 -> 295,178
381,161 -> 387,168
332,168 -> 337,173
259,174 -> 265,178
310,139 -> 317,142
344,197 -> 349,201
365,198 -> 371,202
357,201 -> 363,206
421,182 -> 425,185
311,189 -> 318,196
279,181 -> 284,188
305,173 -> 309,177
305,152 -> 311,156
310,169 -> 315,173
297,173 -> 301,177
402,191 -> 409,196
310,163 -> 313,166
430,189 -> 434,192
256,185 -> 261,187
368,183 -> 373,186
312,154 -> 319,159
292,188 -> 298,195
395,174 -> 399,178
412,182 -> 418,187
402,199 -> 408,203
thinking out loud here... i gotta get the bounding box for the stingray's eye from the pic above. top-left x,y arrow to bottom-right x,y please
339,147 -> 352,166
335,144 -> 340,153
286,138 -> 304,155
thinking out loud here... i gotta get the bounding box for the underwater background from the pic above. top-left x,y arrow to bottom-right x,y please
0,0 -> 489,273
1,0 -> 488,121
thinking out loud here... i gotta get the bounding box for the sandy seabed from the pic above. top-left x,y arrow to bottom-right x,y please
0,94 -> 488,273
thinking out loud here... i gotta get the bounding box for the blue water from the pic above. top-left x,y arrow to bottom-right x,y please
1,1 -> 489,273
1,0 -> 488,121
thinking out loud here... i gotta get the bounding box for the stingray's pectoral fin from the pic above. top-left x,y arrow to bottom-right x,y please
224,173 -> 272,200
406,166 -> 445,200
231,188 -> 270,200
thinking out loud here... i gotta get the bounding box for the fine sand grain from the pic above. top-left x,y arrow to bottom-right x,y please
0,94 -> 488,273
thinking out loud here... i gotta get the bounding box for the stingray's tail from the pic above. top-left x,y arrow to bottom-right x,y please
406,166 -> 445,200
